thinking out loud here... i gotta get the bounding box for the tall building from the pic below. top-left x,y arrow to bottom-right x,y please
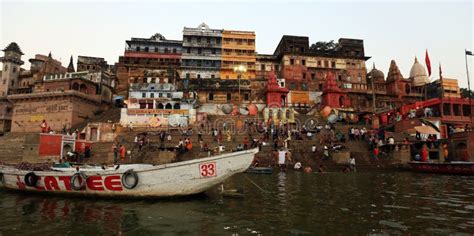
221,30 -> 256,80
115,33 -> 182,96
0,42 -> 24,97
181,23 -> 222,80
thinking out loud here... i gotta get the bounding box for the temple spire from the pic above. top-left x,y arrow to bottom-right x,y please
67,55 -> 75,73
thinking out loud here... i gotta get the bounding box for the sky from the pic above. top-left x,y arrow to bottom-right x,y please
1,0 -> 473,88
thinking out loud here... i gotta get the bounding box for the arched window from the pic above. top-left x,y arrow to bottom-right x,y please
72,83 -> 79,90
165,103 -> 172,109
157,103 -> 164,109
173,103 -> 181,109
79,84 -> 87,93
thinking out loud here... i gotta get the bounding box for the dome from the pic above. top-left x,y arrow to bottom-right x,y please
368,63 -> 385,81
410,57 -> 429,86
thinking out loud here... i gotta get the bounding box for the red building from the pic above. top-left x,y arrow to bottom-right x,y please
266,72 -> 288,108
322,71 -> 350,108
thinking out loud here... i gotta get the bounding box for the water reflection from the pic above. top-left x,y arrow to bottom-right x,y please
0,172 -> 473,235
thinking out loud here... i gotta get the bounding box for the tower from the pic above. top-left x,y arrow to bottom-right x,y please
67,55 -> 75,73
0,42 -> 24,96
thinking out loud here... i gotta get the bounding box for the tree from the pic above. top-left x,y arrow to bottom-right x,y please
460,88 -> 474,98
309,40 -> 338,52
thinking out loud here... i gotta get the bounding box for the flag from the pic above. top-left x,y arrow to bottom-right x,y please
425,50 -> 431,76
467,50 -> 473,56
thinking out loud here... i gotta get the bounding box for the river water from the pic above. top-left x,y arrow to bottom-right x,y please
1,171 -> 474,235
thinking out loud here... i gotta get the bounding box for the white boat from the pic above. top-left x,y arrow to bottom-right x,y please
0,148 -> 258,198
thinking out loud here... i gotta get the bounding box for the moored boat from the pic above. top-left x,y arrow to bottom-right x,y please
408,161 -> 474,175
0,148 -> 259,198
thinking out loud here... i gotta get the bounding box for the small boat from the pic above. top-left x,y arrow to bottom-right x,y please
245,167 -> 273,174
408,161 -> 474,175
0,148 -> 259,198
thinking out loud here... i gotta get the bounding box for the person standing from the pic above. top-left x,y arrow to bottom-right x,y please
349,156 -> 356,172
312,144 -> 316,153
373,146 -> 379,160
112,143 -> 118,164
41,120 -> 48,133
278,148 -> 287,172
119,144 -> 126,162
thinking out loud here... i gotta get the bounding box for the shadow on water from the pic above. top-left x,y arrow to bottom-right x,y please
1,171 -> 474,235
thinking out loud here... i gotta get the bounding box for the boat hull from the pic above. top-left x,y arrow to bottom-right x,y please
0,148 -> 258,198
408,161 -> 474,175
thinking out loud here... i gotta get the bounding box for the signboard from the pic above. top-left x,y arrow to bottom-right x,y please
127,109 -> 189,115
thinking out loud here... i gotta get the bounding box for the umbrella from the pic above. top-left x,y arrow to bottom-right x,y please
414,125 -> 439,135
419,118 -> 440,132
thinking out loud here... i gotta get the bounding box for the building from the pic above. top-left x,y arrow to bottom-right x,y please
221,30 -> 256,80
120,70 -> 195,127
181,23 -> 222,80
8,70 -> 115,133
115,33 -> 182,96
77,56 -> 109,73
0,42 -> 24,133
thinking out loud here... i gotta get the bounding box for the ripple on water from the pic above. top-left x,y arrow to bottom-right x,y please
378,220 -> 409,231
465,205 -> 474,210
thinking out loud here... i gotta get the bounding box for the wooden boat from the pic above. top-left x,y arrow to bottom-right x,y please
408,161 -> 474,175
245,167 -> 273,174
0,148 -> 259,198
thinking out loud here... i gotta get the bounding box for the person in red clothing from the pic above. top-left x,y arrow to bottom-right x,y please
40,120 -> 48,133
373,146 -> 379,160
119,144 -> 126,162
243,136 -> 249,150
421,144 -> 429,162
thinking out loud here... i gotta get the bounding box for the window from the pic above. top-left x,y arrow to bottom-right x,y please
167,93 -> 171,98
150,93 -> 154,98
227,93 -> 231,101
12,67 -> 17,73
154,48 -> 158,52
289,82 -> 296,90
260,64 -> 265,71
211,49 -> 216,54
209,93 -> 214,101
211,74 -> 215,79
173,48 -> 177,53
159,93 -> 162,98
197,37 -> 201,43
136,46 -> 140,51
331,61 -> 336,68
164,48 -> 169,53
4,65 -> 7,70
317,61 -> 321,66
324,61 -> 329,67
197,74 -> 201,79
207,38 -> 211,43
311,73 -> 315,80
302,73 -> 306,79
145,47 -> 149,52
302,60 -> 306,66
186,73 -> 190,79
357,75 -> 362,82
290,59 -> 295,65
187,37 -> 191,42
197,61 -> 202,67
319,84 -> 323,91
187,48 -> 191,54
302,83 -> 307,91
198,48 -> 202,54
142,93 -> 146,98
244,93 -> 249,101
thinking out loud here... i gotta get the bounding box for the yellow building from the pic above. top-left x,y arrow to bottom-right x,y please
221,30 -> 256,80
439,78 -> 461,98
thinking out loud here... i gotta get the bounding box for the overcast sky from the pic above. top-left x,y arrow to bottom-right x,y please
1,0 -> 473,88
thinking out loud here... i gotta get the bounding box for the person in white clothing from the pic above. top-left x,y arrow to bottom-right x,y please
278,149 -> 287,171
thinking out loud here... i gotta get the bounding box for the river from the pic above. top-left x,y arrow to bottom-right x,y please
1,171 -> 474,235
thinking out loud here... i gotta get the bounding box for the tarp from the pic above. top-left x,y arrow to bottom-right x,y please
414,125 -> 439,135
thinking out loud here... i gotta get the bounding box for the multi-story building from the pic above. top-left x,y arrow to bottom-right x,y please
8,71 -> 115,133
120,70 -> 195,127
77,56 -> 109,73
221,30 -> 256,80
181,23 -> 222,80
115,33 -> 182,96
266,35 -> 369,108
